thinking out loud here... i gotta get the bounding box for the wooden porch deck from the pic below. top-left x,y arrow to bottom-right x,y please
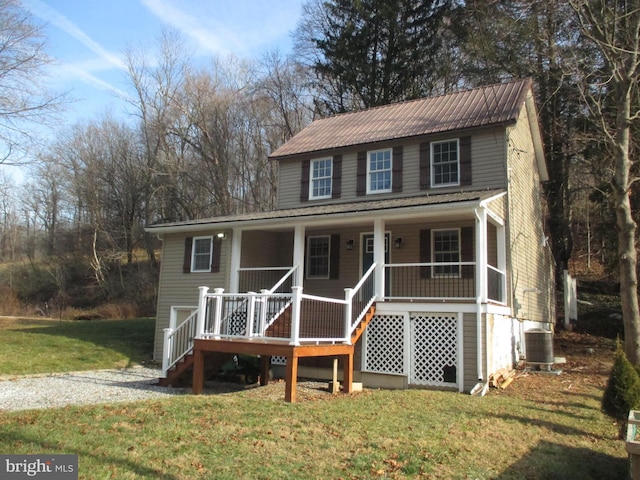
192,337 -> 355,403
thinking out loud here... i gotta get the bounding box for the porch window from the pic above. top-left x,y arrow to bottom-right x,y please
433,229 -> 460,277
191,236 -> 213,272
367,148 -> 392,193
307,236 -> 330,279
432,139 -> 459,187
309,158 -> 332,199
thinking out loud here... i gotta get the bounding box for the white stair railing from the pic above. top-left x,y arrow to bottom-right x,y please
162,310 -> 198,377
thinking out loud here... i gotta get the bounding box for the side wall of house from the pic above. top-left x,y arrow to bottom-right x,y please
277,128 -> 508,209
153,230 -> 232,360
505,103 -> 555,325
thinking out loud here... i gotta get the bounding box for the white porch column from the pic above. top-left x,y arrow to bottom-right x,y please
292,225 -> 305,287
373,218 -> 386,300
474,208 -> 488,302
229,229 -> 242,293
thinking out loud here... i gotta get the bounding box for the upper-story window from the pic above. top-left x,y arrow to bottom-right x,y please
367,148 -> 392,193
310,158 -> 332,199
432,139 -> 459,187
191,236 -> 213,272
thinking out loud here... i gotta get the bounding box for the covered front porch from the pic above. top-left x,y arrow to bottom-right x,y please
160,190 -> 509,400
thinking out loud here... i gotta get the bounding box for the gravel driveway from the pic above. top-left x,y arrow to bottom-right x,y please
0,367 -> 190,412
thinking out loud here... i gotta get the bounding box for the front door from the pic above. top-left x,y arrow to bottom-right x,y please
361,233 -> 390,296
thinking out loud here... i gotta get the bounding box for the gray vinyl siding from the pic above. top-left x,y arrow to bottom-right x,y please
276,130 -> 508,210
241,231 -> 293,267
462,312 -> 483,392
152,231 -> 231,360
505,104 -> 555,324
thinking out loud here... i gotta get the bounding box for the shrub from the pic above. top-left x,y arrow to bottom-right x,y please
602,339 -> 640,421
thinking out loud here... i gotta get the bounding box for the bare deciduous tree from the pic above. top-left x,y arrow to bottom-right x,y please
0,0 -> 65,161
570,0 -> 640,363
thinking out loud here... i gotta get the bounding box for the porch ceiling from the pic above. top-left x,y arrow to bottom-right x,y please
146,189 -> 505,234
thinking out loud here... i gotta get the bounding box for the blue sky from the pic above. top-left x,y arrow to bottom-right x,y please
23,0 -> 305,127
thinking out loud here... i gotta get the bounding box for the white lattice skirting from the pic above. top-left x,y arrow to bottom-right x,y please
364,312 -> 458,388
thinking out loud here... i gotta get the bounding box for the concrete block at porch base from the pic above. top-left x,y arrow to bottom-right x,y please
328,381 -> 363,393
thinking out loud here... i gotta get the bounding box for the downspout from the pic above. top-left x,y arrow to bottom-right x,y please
471,207 -> 488,396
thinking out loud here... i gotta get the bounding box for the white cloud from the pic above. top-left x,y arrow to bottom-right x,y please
139,0 -> 238,56
24,0 -> 127,71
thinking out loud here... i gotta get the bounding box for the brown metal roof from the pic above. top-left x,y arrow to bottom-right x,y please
146,189 -> 505,233
270,79 -> 532,159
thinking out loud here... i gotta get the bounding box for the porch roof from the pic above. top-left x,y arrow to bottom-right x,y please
146,189 -> 505,234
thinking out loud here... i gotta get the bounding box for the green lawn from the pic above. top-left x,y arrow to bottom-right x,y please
0,317 -> 155,375
0,318 -> 628,479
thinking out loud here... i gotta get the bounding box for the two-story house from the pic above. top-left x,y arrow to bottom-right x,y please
147,78 -> 555,402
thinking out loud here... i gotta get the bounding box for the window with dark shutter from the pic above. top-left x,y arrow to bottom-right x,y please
183,235 -> 220,273
419,142 -> 431,190
392,146 -> 403,193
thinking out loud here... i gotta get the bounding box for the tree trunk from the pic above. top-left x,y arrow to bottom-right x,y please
613,89 -> 640,365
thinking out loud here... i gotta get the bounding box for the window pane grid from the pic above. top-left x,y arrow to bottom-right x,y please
193,237 -> 212,271
368,150 -> 392,193
433,230 -> 460,276
432,140 -> 459,186
308,236 -> 330,278
311,159 -> 332,198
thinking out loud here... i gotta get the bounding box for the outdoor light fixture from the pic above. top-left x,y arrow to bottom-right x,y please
394,237 -> 404,249
216,232 -> 227,240
346,239 -> 354,250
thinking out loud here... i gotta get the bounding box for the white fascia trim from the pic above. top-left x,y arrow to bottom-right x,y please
145,200 -> 484,235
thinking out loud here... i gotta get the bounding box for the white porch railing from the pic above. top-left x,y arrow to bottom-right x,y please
162,309 -> 198,377
196,262 -> 377,346
384,262 -> 506,303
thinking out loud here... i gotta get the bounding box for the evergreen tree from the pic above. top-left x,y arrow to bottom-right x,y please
294,0 -> 455,115
602,340 -> 640,422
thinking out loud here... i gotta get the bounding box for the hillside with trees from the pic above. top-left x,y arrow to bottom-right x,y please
1,0 -> 638,361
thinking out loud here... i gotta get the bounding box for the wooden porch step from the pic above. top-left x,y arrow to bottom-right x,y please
160,352 -> 234,387
351,305 -> 376,344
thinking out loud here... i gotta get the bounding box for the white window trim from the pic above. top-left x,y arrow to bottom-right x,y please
309,157 -> 333,200
306,235 -> 330,279
366,148 -> 393,194
431,139 -> 460,188
191,236 -> 213,273
432,228 -> 461,278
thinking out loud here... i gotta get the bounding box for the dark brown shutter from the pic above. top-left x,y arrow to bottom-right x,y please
183,237 -> 193,273
420,229 -> 431,279
300,159 -> 310,202
460,227 -> 474,279
459,136 -> 472,186
392,146 -> 403,193
330,234 -> 340,279
356,151 -> 367,196
332,155 -> 342,199
211,237 -> 222,273
419,142 -> 431,190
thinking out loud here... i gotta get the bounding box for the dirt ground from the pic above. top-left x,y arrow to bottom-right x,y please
222,330 -> 616,403
489,330 -> 614,402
